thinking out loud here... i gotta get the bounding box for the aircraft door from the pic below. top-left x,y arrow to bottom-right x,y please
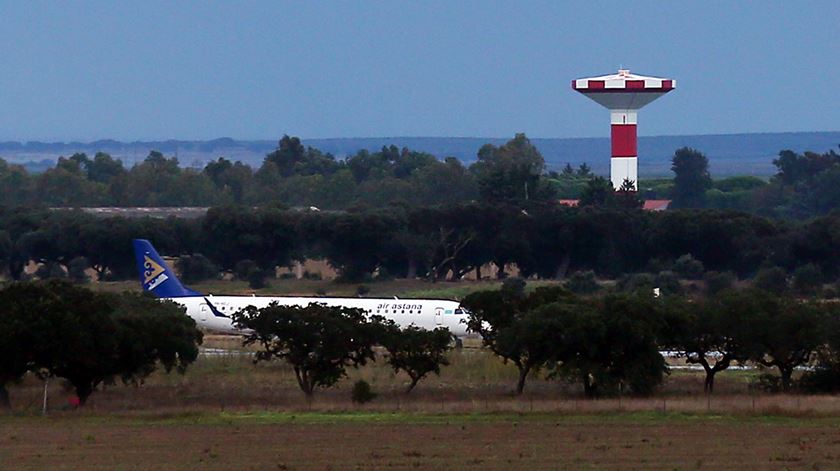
199,303 -> 208,322
434,307 -> 443,326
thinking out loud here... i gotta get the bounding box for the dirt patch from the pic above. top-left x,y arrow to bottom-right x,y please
1,415 -> 838,470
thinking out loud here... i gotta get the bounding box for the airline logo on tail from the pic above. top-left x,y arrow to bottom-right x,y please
143,255 -> 168,290
133,239 -> 202,298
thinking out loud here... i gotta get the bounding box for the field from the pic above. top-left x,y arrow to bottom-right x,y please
4,344 -> 840,470
3,412 -> 840,470
4,278 -> 840,469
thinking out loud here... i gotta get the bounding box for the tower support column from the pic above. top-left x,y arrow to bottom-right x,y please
610,110 -> 638,190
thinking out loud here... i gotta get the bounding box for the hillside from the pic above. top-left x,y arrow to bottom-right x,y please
1,131 -> 838,177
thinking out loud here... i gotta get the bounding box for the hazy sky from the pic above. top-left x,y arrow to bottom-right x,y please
0,1 -> 837,141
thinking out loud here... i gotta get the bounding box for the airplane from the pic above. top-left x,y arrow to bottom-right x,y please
133,239 -> 471,338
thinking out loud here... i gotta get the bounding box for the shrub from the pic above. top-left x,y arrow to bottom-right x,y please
564,270 -> 600,294
35,262 -> 67,280
501,277 -> 526,298
175,254 -> 219,284
656,271 -> 682,295
247,268 -> 268,290
68,257 -> 90,284
233,260 -> 258,280
618,273 -> 655,293
351,379 -> 377,404
303,271 -> 322,280
674,254 -> 704,280
792,263 -> 823,295
753,266 -> 787,293
704,271 -> 737,295
356,285 -> 370,297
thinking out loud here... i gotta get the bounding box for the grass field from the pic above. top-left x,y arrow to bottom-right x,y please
4,349 -> 840,469
6,278 -> 840,469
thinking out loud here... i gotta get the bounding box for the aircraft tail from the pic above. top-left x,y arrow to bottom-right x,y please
132,239 -> 202,298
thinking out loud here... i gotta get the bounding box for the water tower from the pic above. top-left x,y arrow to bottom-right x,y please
572,69 -> 675,190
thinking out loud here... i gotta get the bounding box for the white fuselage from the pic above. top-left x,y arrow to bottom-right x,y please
164,295 -> 472,338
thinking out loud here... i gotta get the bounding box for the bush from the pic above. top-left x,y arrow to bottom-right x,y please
233,260 -> 258,280
303,271 -> 322,280
704,271 -> 737,295
175,254 -> 219,284
351,379 -> 376,404
656,271 -> 682,295
355,285 -> 370,297
753,266 -> 787,293
792,263 -> 823,295
35,262 -> 67,280
674,254 -> 704,280
68,257 -> 90,284
247,268 -> 268,290
799,367 -> 840,393
564,270 -> 600,294
501,277 -> 527,298
618,273 -> 655,293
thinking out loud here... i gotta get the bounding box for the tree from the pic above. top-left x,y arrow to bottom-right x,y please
664,293 -> 752,393
380,324 -> 453,393
0,281 -> 202,406
0,282 -> 55,409
233,302 -> 380,397
749,293 -> 825,392
792,263 -> 823,295
463,287 -> 570,394
175,253 -> 219,284
45,283 -> 201,405
578,176 -> 614,207
753,266 -> 787,293
550,293 -> 666,397
472,134 -> 551,203
671,147 -> 712,208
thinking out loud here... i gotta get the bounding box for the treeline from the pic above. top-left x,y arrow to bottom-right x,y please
464,285 -> 840,396
2,204 -> 840,288
636,146 -> 840,218
0,134 -> 524,208
2,133 -> 839,218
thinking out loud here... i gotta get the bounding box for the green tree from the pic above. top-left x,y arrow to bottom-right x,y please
664,293 -> 753,393
550,294 -> 666,397
233,302 -> 380,397
578,176 -> 614,207
749,293 -> 825,392
472,134 -> 551,203
175,253 -> 219,284
671,147 -> 712,208
380,324 -> 453,393
463,287 -> 570,394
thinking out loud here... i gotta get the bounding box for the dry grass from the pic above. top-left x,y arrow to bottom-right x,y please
5,345 -> 840,418
5,347 -> 840,470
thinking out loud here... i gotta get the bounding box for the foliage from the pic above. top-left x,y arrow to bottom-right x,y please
673,254 -> 704,280
671,147 -> 712,208
0,281 -> 201,408
233,302 -> 381,397
380,324 -> 453,393
175,254 -> 219,284
463,287 -> 570,394
703,271 -> 737,295
563,270 -> 600,294
350,380 -> 377,404
791,263 -> 823,295
753,266 -> 787,293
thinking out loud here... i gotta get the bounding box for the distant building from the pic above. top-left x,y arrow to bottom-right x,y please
557,199 -> 671,211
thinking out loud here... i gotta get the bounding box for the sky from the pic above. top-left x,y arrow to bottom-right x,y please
0,1 -> 838,141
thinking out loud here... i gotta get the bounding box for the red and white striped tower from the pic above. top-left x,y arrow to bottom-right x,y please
572,69 -> 675,190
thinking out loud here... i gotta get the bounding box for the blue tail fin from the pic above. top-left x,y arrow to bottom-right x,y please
132,239 -> 202,298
